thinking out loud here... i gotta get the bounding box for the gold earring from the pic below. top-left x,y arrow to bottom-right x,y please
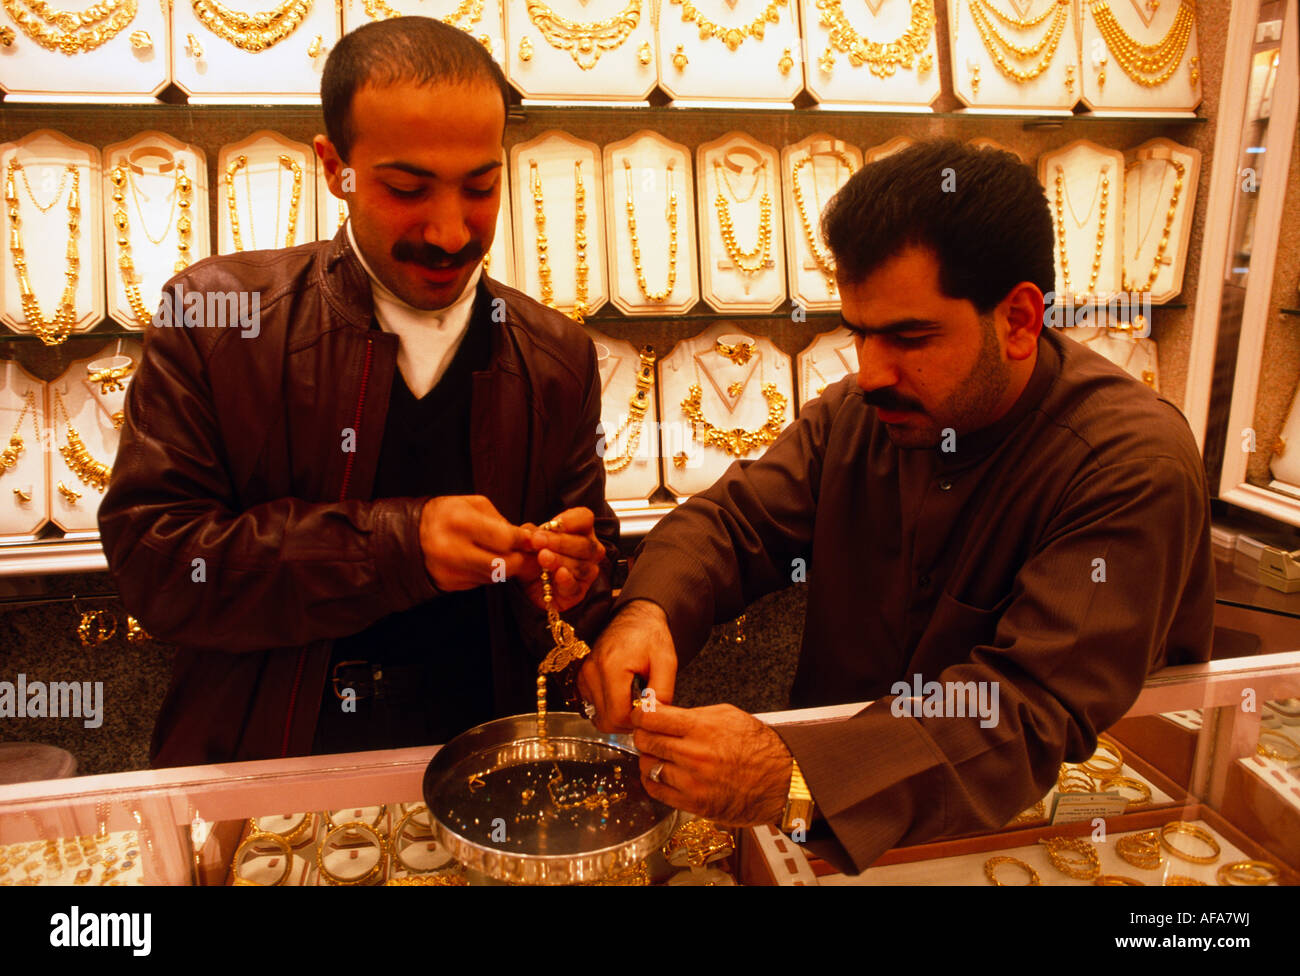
1098,56 -> 1107,88
1065,64 -> 1074,96
13,488 -> 31,503
673,452 -> 688,469
971,64 -> 980,95
519,35 -> 533,62
128,30 -> 151,50
671,43 -> 687,71
125,616 -> 152,643
638,41 -> 652,66
77,610 -> 117,647
478,34 -> 492,55
307,34 -> 323,58
0,25 -> 15,45
818,50 -> 835,74
186,33 -> 203,59
778,48 -> 793,75
111,410 -> 125,430
57,481 -> 81,504
1189,55 -> 1199,86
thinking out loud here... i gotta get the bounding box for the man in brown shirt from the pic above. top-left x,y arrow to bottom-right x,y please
578,141 -> 1215,872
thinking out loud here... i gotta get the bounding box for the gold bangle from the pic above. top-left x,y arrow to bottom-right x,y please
1165,874 -> 1206,885
316,822 -> 387,886
248,813 -> 314,848
1100,774 -> 1151,807
323,806 -> 386,831
1256,731 -> 1300,763
984,855 -> 1040,886
390,808 -> 446,874
1115,829 -> 1163,870
1095,874 -> 1145,885
232,831 -> 292,886
1216,860 -> 1279,886
1057,766 -> 1101,793
1039,836 -> 1101,880
385,870 -> 468,885
1159,821 -> 1220,865
1079,733 -> 1124,776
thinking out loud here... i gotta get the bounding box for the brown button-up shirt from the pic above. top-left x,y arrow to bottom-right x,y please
618,329 -> 1214,870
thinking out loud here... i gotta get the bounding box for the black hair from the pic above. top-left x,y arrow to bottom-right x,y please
320,16 -> 511,162
821,139 -> 1054,313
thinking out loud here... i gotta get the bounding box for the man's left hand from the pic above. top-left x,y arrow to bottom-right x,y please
518,507 -> 604,613
632,702 -> 792,826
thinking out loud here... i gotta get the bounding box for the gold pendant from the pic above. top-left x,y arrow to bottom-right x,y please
58,481 -> 81,504
671,42 -> 687,70
13,488 -> 31,503
638,40 -> 652,65
129,30 -> 152,50
186,33 -> 203,59
0,26 -> 14,46
519,34 -> 533,61
778,47 -> 793,75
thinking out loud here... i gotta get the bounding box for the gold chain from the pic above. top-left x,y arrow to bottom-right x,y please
968,0 -> 1069,82
623,159 -> 677,302
791,150 -> 855,292
190,0 -> 312,53
602,346 -> 656,473
1089,0 -> 1195,87
669,0 -> 785,52
1053,163 -> 1109,299
1,0 -> 137,54
529,158 -> 589,323
16,162 -> 68,214
682,381 -> 786,457
361,0 -> 482,28
525,0 -> 641,70
51,388 -> 112,492
0,390 -> 40,474
713,160 -> 771,276
814,0 -> 935,78
225,153 -> 302,251
5,158 -> 79,346
1122,157 -> 1184,293
110,159 -> 193,327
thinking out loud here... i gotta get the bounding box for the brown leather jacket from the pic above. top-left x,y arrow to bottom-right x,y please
97,230 -> 618,768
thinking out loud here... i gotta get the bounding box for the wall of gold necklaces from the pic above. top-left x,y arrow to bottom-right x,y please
0,0 -> 1223,548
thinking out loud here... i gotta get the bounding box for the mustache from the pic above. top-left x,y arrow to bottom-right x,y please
861,388 -> 923,413
391,240 -> 482,269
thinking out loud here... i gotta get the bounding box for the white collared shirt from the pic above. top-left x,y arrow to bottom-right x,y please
347,220 -> 483,399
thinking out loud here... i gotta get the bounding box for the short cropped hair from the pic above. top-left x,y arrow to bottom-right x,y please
821,140 -> 1054,313
321,17 -> 511,162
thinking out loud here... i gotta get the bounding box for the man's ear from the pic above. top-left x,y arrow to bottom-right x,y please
314,135 -> 348,200
1000,281 -> 1044,361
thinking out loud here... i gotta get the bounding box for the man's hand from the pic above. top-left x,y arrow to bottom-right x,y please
577,600 -> 677,733
419,495 -> 533,592
517,507 -> 605,613
632,703 -> 792,827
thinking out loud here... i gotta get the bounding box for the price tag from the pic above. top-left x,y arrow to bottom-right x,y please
1048,791 -> 1127,825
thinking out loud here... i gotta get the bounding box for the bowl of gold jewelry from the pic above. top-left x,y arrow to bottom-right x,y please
422,712 -> 676,885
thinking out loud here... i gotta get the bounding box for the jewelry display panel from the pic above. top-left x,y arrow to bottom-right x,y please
216,131 -> 314,254
503,0 -> 656,102
485,155 -> 515,288
1,130 -> 105,343
658,321 -> 794,497
0,360 -> 49,540
586,326 -> 661,502
697,132 -> 786,313
1078,0 -> 1202,114
509,130 -> 608,322
603,130 -> 698,316
1039,139 -> 1124,302
781,133 -> 860,311
46,340 -> 141,535
1063,325 -> 1159,391
0,0 -> 169,101
863,133 -> 914,162
948,0 -> 1080,112
796,326 -> 857,408
799,0 -> 941,108
314,163 -> 348,242
101,132 -> 210,331
341,0 -> 504,65
656,0 -> 803,105
1121,137 -> 1199,303
170,0 -> 341,101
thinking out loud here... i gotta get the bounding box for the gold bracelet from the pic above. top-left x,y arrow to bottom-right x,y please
1257,731 -> 1300,763
323,806 -> 386,831
1057,765 -> 1101,793
984,855 -> 1040,886
232,830 -> 292,886
1095,874 -> 1145,885
1216,860 -> 1279,886
316,822 -> 387,886
1039,836 -> 1101,880
391,808 -> 443,874
1165,874 -> 1206,885
1079,733 -> 1124,776
1115,829 -> 1163,870
1159,821 -> 1220,865
1099,774 -> 1151,807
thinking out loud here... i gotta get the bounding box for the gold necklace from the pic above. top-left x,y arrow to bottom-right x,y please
1054,163 -> 1109,299
224,153 -> 303,251
4,158 -> 79,346
190,0 -> 312,53
791,150 -> 855,292
713,159 -> 772,277
0,390 -> 40,475
968,0 -> 1069,83
525,0 -> 641,70
1122,157 -> 1184,293
362,0 -> 483,29
682,380 -> 787,457
623,159 -> 677,302
110,160 -> 194,327
1089,0 -> 1195,87
669,0 -> 786,52
1,0 -> 137,54
529,158 -> 589,323
602,346 -> 656,473
52,388 -> 111,492
815,0 -> 935,78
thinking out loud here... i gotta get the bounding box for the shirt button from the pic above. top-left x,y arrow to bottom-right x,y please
938,478 -> 953,491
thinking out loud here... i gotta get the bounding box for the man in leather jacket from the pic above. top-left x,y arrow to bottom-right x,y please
98,17 -> 617,767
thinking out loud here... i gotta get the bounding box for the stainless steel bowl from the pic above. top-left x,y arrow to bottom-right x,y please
422,712 -> 677,885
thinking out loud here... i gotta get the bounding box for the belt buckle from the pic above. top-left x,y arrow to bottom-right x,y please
331,660 -> 377,701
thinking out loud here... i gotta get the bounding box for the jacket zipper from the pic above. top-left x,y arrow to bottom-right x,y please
280,336 -> 376,757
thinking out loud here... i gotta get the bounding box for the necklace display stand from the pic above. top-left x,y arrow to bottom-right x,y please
796,326 -> 858,407
1121,137 -> 1200,303
948,0 -> 1080,113
344,0 -> 505,65
586,326 -> 661,502
0,359 -> 49,541
504,0 -> 656,102
781,133 -> 861,311
217,131 -> 314,254
657,0 -> 802,105
1078,0 -> 1202,115
1039,139 -> 1125,302
801,0 -> 941,108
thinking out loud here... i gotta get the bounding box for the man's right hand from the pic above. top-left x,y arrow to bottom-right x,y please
419,495 -> 533,593
577,600 -> 678,733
